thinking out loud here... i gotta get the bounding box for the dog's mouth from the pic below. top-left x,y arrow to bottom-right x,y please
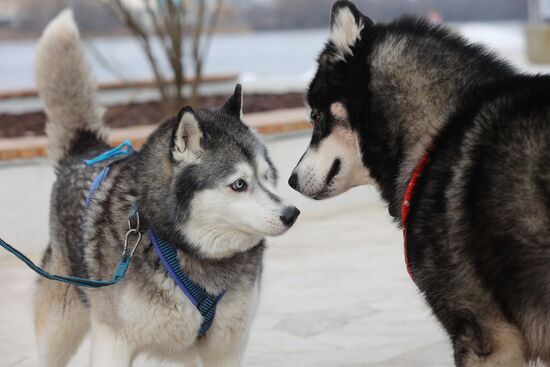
312,192 -> 331,200
311,159 -> 341,200
325,158 -> 341,185
311,185 -> 335,200
289,158 -> 343,200
299,184 -> 336,201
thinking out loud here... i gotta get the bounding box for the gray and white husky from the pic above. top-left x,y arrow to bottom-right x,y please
34,10 -> 299,367
290,1 -> 550,366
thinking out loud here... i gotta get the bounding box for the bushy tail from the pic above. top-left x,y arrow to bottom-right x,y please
35,9 -> 106,168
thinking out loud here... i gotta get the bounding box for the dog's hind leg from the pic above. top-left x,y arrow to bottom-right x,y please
453,318 -> 528,367
34,260 -> 90,367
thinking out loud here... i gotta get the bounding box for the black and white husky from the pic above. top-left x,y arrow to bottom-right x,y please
290,1 -> 550,366
34,10 -> 299,367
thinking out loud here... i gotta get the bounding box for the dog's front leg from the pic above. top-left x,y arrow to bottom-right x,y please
197,323 -> 251,367
90,321 -> 133,367
181,348 -> 202,367
198,282 -> 259,367
198,342 -> 247,367
196,322 -> 252,367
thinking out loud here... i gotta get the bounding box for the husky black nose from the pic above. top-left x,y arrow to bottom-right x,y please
288,173 -> 299,190
280,206 -> 300,227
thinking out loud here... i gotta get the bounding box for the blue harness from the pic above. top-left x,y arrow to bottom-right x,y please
149,230 -> 225,336
0,141 -> 224,336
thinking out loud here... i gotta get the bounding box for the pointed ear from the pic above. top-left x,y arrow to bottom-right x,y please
222,84 -> 243,118
329,1 -> 372,60
173,106 -> 203,162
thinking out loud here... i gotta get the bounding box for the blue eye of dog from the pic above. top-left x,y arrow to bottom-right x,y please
231,179 -> 247,192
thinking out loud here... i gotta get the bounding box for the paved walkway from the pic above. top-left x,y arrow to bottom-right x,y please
0,134 -> 452,366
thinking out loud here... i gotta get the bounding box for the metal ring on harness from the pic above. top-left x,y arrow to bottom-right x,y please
127,209 -> 140,233
124,228 -> 142,258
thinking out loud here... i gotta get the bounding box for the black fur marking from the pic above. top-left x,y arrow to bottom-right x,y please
68,129 -> 108,158
259,183 -> 281,203
325,158 -> 341,185
263,149 -> 278,183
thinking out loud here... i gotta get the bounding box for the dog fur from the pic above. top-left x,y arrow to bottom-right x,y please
34,10 -> 299,367
290,1 -> 550,365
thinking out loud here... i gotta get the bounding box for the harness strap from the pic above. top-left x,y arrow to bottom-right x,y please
85,166 -> 110,207
84,140 -> 133,166
85,140 -> 134,209
148,229 -> 225,336
0,140 -> 139,288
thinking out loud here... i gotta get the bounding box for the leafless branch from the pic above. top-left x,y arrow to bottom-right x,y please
102,0 -> 225,110
190,0 -> 223,105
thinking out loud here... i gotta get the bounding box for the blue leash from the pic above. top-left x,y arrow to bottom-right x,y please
0,141 -> 140,288
0,238 -> 135,288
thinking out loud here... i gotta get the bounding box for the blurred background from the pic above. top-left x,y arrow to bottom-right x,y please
1,0 -> 550,141
0,1 -> 549,366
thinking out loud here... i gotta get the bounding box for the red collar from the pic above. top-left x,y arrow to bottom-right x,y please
401,149 -> 432,282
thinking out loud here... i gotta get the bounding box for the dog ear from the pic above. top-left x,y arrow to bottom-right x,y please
222,84 -> 243,118
173,106 -> 203,162
329,1 -> 372,60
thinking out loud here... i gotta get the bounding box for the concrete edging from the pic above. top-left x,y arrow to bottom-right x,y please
0,108 -> 310,161
0,74 -> 238,100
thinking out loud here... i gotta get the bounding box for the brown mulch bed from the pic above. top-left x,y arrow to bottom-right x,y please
0,92 -> 305,139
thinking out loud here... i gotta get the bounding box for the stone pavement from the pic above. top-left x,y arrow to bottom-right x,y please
0,134 -> 452,366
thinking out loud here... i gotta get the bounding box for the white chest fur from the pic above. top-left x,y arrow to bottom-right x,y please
110,275 -> 260,360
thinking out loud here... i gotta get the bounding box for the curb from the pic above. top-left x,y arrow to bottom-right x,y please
0,74 -> 238,100
0,108 -> 310,161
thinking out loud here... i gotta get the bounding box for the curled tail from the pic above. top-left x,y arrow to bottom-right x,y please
35,9 -> 107,169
